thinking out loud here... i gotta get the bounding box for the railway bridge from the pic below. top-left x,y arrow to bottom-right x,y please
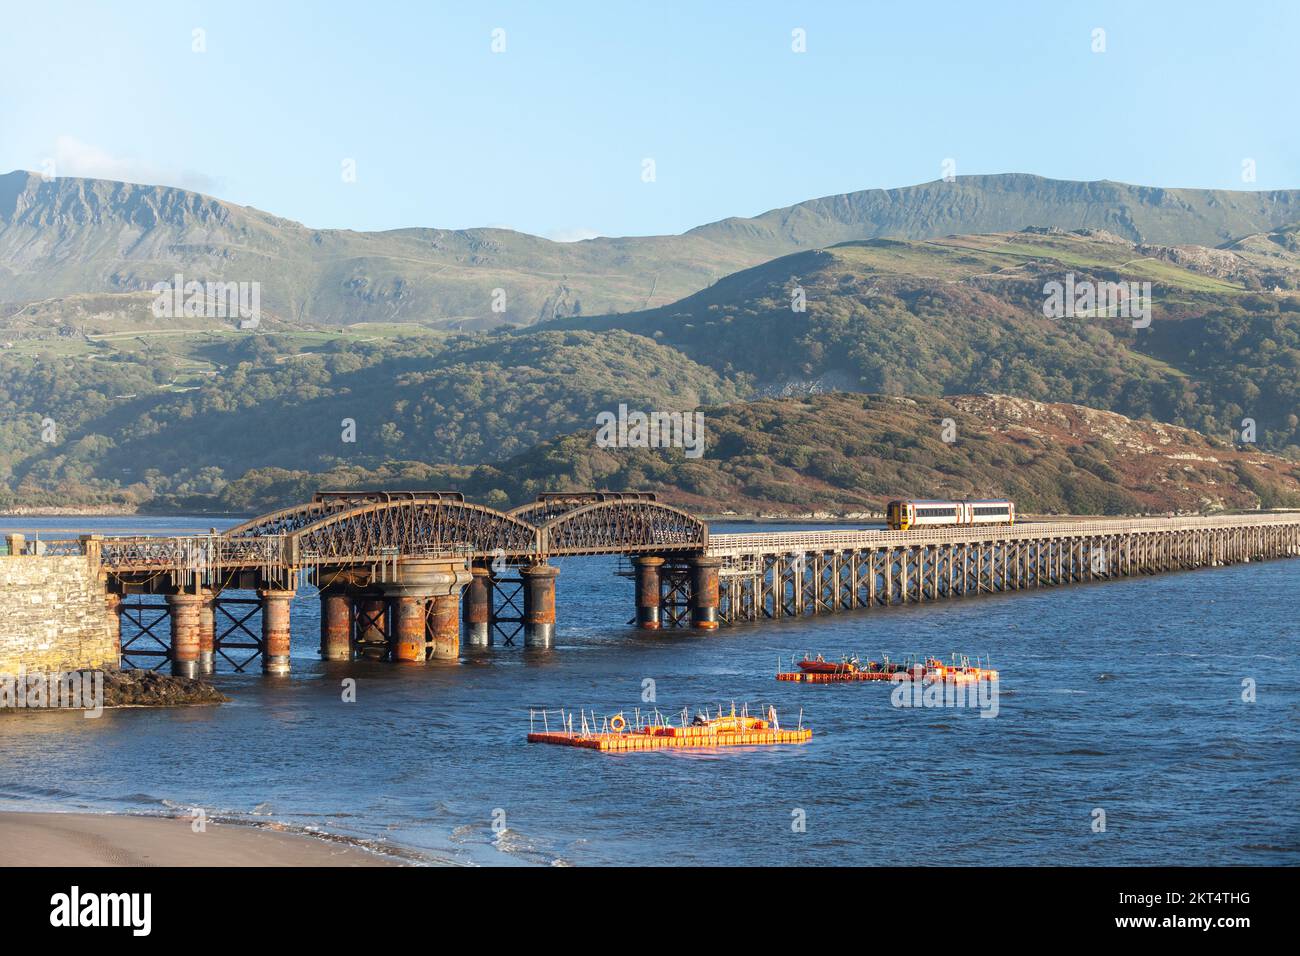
29,492 -> 1300,677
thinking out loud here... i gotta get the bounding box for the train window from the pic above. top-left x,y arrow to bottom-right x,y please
973,506 -> 1009,516
916,507 -> 957,518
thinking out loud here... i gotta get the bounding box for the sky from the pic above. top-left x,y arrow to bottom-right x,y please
1,1 -> 1296,239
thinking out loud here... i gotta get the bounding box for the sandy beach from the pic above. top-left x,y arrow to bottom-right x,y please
0,812 -> 402,867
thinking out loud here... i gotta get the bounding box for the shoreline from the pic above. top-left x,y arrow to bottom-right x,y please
0,811 -> 414,867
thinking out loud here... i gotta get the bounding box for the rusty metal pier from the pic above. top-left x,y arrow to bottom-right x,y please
92,491 -> 706,673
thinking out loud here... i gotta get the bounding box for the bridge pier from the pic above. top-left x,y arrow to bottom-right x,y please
521,563 -> 559,648
380,560 -> 472,662
463,565 -> 492,647
387,595 -> 427,663
689,556 -> 722,630
259,588 -> 295,675
320,587 -> 353,661
198,590 -> 216,675
633,556 -> 664,630
429,593 -> 460,660
166,592 -> 202,679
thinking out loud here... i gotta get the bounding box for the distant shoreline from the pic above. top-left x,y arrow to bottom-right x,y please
0,811 -> 414,867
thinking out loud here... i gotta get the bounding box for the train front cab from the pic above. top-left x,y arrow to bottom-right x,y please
886,500 -> 911,531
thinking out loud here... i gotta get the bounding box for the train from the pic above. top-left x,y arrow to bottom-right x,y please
885,498 -> 1015,531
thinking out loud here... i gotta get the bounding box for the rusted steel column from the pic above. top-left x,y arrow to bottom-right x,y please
198,590 -> 216,675
356,595 -> 387,659
521,563 -> 560,648
689,555 -> 722,630
105,591 -> 124,669
167,592 -> 202,679
388,595 -> 428,663
259,589 -> 295,675
429,592 -> 460,660
463,565 -> 492,647
319,588 -> 353,661
632,555 -> 665,630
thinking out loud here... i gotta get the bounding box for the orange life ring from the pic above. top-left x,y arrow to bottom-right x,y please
609,714 -> 627,732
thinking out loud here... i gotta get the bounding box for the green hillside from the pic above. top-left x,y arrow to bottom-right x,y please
3,216 -> 1299,512
555,228 -> 1300,453
0,329 -> 742,507
207,393 -> 1300,517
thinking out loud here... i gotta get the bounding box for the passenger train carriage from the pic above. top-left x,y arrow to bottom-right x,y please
885,499 -> 1015,531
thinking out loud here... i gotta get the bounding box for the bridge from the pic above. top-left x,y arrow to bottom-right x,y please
24,492 -> 1300,678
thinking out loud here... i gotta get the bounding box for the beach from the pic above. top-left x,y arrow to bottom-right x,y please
0,813 -> 401,867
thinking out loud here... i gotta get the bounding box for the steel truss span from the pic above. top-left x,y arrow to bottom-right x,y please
94,491 -> 710,575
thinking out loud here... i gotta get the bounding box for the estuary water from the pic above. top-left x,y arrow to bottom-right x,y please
1,516 -> 1296,866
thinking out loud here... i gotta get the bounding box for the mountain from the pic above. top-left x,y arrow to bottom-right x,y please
209,393 -> 1300,516
5,170 -> 1300,328
554,227 -> 1300,453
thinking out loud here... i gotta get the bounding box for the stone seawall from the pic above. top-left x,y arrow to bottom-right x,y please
0,554 -> 116,673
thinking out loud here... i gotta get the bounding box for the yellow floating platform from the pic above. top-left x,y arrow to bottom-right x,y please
528,708 -> 811,752
528,727 -> 812,751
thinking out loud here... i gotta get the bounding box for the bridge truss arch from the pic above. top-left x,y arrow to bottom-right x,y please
287,498 -> 541,564
536,499 -> 707,556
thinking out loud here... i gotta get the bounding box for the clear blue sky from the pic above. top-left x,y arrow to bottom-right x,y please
2,1 -> 1295,239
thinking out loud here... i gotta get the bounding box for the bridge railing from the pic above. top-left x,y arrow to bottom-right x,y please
706,512 -> 1300,557
295,542 -> 474,565
99,534 -> 291,573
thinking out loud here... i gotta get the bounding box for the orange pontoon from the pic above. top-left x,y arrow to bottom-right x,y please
527,704 -> 812,752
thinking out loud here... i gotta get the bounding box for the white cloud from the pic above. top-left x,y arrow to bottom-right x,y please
47,136 -> 221,193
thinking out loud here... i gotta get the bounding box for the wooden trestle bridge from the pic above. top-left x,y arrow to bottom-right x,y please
42,491 -> 1300,677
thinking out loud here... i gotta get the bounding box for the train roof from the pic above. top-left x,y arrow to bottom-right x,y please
891,498 -> 1013,505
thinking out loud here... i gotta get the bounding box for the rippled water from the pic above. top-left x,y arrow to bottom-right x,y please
1,516 -> 1296,865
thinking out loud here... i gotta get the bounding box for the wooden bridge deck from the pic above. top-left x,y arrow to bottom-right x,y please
705,512 -> 1300,557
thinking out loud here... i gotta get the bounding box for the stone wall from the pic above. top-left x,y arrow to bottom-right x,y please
0,554 -> 117,673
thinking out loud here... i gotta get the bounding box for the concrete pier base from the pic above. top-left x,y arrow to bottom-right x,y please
463,565 -> 491,647
633,555 -> 664,630
522,563 -> 559,649
259,589 -> 295,675
167,592 -> 202,678
320,589 -> 353,661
